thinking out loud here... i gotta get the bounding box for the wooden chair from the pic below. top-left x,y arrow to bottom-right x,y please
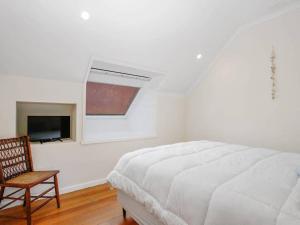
0,136 -> 60,225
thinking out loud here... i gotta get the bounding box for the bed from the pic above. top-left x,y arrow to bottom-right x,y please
107,141 -> 300,225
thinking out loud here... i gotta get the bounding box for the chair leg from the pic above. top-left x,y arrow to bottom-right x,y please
0,187 -> 5,204
22,187 -> 27,207
23,193 -> 26,207
25,188 -> 32,225
54,175 -> 61,208
122,208 -> 127,219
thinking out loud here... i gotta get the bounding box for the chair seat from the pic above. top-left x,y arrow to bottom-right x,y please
5,171 -> 59,188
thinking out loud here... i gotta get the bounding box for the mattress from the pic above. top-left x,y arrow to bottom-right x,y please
107,141 -> 300,225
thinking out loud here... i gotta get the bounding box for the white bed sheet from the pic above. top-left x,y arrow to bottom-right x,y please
108,141 -> 300,225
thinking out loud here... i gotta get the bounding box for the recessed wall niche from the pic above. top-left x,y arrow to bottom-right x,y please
16,102 -> 76,143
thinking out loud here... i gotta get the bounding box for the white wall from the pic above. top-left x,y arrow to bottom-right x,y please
186,8 -> 300,153
0,75 -> 185,193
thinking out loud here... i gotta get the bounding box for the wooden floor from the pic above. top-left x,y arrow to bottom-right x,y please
0,184 -> 138,225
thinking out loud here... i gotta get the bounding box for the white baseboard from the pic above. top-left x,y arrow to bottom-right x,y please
60,178 -> 107,194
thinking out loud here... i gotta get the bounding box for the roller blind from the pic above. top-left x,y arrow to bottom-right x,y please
86,82 -> 140,116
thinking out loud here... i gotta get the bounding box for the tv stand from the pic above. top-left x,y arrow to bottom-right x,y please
40,138 -> 63,144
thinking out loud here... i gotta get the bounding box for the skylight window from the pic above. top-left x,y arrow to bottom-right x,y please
86,82 -> 140,116
82,59 -> 163,143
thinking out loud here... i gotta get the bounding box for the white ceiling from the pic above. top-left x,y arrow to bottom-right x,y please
0,0 -> 299,93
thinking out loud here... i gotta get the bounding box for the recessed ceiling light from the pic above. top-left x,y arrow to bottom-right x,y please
81,11 -> 90,20
196,54 -> 203,60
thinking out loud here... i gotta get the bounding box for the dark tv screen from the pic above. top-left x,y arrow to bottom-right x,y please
27,116 -> 70,141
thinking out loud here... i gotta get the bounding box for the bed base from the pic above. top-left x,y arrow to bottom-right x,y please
117,190 -> 164,225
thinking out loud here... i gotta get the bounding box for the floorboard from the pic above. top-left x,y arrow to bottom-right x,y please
0,184 -> 138,225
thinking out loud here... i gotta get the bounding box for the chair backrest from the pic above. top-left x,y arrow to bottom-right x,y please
0,136 -> 33,184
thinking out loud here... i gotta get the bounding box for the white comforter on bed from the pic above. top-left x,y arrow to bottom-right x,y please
107,141 -> 300,225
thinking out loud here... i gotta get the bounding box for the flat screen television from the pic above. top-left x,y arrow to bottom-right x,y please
27,116 -> 70,142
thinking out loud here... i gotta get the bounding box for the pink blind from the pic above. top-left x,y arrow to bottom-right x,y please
86,82 -> 140,115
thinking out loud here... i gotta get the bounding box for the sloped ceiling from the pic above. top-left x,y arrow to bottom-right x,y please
0,0 -> 299,93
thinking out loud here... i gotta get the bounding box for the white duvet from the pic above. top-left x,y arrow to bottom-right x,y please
107,141 -> 300,225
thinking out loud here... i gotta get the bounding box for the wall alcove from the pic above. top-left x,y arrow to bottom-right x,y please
16,102 -> 77,143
